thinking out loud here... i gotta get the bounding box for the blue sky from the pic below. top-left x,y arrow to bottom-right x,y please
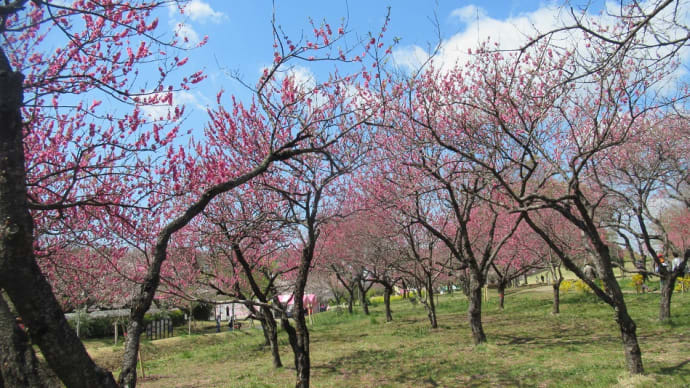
158,0 -> 580,130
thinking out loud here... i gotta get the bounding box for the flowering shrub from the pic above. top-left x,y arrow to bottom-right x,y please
369,294 -> 404,304
559,280 -> 574,293
559,279 -> 593,294
631,274 -> 645,293
675,275 -> 690,293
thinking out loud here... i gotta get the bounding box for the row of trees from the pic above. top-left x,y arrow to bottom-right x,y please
1,1 -> 689,387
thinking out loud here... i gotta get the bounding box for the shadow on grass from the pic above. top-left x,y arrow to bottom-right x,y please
493,333 -> 619,348
316,348 -> 532,387
658,358 -> 690,375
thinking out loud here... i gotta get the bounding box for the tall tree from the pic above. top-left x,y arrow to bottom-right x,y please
1,1 -> 198,385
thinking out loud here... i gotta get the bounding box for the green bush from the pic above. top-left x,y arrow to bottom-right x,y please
68,314 -> 124,339
192,302 -> 213,321
67,309 -> 186,339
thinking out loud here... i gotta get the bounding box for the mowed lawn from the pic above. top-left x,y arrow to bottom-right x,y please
83,285 -> 690,387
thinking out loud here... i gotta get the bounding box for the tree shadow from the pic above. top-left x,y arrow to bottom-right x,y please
659,358 -> 690,375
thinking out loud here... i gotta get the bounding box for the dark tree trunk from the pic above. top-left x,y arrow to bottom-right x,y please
0,294 -> 47,387
291,258 -> 311,388
260,319 -> 271,346
357,281 -> 369,315
279,316 -> 300,372
595,246 -> 644,374
552,279 -> 562,315
262,306 -> 282,368
615,307 -> 644,374
497,282 -> 506,310
118,259 -> 168,388
425,275 -> 438,329
524,212 -> 643,374
658,272 -> 677,322
346,289 -> 354,314
383,285 -> 393,322
0,49 -> 118,388
467,273 -> 486,345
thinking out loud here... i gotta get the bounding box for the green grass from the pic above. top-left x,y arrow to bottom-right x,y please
82,286 -> 690,387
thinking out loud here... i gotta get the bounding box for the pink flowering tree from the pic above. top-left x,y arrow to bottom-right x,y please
1,2 -> 387,386
490,222 -> 544,310
393,2 -> 689,371
0,1 -> 202,386
319,208 -> 404,320
187,185 -> 298,369
319,219 -> 371,314
262,121 -> 373,386
597,114 -> 690,321
373,108 -> 523,343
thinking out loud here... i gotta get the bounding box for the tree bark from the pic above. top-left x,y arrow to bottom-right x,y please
615,308 -> 644,374
425,275 -> 438,329
357,280 -> 369,315
291,257 -> 311,388
594,244 -> 644,374
0,294 -> 47,387
467,273 -> 486,345
0,48 -> 118,388
658,272 -> 676,322
262,306 -> 282,368
260,319 -> 271,346
383,285 -> 393,322
497,282 -> 506,310
346,289 -> 354,314
552,280 -> 561,314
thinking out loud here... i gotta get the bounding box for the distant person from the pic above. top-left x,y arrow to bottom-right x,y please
672,256 -> 681,271
541,275 -> 545,283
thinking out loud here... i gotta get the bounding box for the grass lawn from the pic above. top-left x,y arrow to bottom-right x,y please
81,285 -> 690,387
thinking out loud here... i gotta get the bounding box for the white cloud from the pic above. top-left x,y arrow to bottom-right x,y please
140,91 -> 204,120
392,45 -> 429,72
392,4 -> 568,72
184,0 -> 226,23
261,64 -> 318,90
168,0 -> 226,23
394,0 -> 690,85
450,5 -> 487,24
174,22 -> 201,45
287,65 -> 317,90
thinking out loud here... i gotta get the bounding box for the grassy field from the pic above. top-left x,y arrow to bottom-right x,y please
82,284 -> 690,387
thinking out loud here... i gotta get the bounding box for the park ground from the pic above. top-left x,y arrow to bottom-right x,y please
78,280 -> 690,388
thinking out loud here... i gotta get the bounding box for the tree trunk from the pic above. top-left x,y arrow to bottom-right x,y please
346,289 -> 354,314
119,318 -> 145,387
279,316 -> 302,383
425,275 -> 438,329
0,49 -> 118,388
383,285 -> 393,322
615,308 -> 644,374
357,281 -> 369,315
260,319 -> 271,346
0,294 -> 47,387
119,255 -> 174,388
291,260 -> 311,388
658,272 -> 676,322
467,273 -> 486,345
497,283 -> 506,310
594,245 -> 644,374
262,306 -> 282,368
552,280 -> 561,315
